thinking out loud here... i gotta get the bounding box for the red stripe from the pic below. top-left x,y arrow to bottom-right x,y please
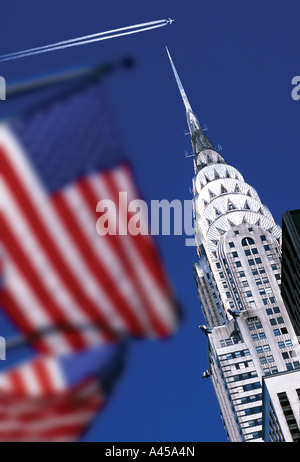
52,192 -> 146,337
0,214 -> 86,351
0,148 -> 116,343
7,370 -> 26,397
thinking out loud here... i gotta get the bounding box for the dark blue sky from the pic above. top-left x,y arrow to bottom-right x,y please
0,0 -> 300,442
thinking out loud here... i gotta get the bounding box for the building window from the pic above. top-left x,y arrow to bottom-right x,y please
260,235 -> 267,242
242,237 -> 255,246
248,259 -> 255,266
232,251 -> 238,258
277,392 -> 300,442
235,261 -> 242,268
273,329 -> 280,336
270,318 -> 277,326
256,344 -> 270,353
229,242 -> 235,248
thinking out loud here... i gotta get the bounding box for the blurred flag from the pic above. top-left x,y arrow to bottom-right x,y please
0,343 -> 126,442
0,67 -> 180,441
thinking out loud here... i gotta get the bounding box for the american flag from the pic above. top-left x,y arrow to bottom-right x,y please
0,343 -> 126,442
0,75 -> 179,441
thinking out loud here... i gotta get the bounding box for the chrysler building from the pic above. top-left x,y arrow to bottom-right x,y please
167,49 -> 300,442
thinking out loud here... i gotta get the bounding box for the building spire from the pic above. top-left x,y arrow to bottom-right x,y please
166,46 -> 192,112
166,47 -> 214,154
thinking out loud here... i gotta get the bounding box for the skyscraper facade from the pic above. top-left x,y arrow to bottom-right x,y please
167,50 -> 300,442
281,209 -> 300,338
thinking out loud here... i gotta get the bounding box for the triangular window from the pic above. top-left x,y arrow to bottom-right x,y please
216,228 -> 226,235
221,184 -> 228,194
208,189 -> 216,199
228,199 -> 237,211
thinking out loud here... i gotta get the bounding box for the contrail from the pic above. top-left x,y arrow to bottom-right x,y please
0,18 -> 174,63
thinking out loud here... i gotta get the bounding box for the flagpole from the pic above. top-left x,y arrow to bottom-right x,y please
5,322 -> 129,351
6,56 -> 135,98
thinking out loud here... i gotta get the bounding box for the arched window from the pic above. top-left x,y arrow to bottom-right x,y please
242,237 -> 255,246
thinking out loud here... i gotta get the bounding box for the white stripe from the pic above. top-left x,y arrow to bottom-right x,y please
0,375 -> 11,392
64,184 -> 153,335
0,125 -> 126,335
